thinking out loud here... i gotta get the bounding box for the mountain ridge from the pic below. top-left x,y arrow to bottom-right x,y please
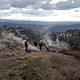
0,19 -> 80,32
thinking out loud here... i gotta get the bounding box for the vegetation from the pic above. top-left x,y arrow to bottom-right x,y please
6,53 -> 80,80
9,71 -> 22,80
0,25 -> 80,80
67,30 -> 80,51
68,37 -> 80,50
0,26 -> 41,41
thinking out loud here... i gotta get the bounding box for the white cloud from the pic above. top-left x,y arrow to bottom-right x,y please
50,0 -> 67,4
0,0 -> 80,21
0,7 -> 80,22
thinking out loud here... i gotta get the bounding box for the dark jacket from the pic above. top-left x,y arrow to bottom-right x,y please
25,41 -> 28,47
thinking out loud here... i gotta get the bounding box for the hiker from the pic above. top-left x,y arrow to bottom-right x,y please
39,42 -> 43,51
46,42 -> 49,51
33,41 -> 38,47
25,40 -> 28,51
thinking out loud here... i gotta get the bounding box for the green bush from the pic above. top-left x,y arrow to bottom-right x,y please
68,37 -> 80,51
9,71 -> 22,80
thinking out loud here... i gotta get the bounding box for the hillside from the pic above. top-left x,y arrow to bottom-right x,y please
0,23 -> 80,80
0,51 -> 80,80
50,23 -> 80,32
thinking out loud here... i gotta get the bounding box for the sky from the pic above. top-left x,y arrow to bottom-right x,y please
0,0 -> 80,22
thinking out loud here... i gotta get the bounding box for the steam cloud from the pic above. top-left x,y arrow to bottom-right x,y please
42,26 -> 69,49
0,31 -> 40,52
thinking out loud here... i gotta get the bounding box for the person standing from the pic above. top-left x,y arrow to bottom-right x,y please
25,40 -> 28,51
39,42 -> 43,51
46,42 -> 49,51
34,41 -> 38,47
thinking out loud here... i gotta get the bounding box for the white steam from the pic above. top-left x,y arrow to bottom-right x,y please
43,33 -> 52,46
42,26 -> 69,49
0,32 -> 40,51
56,34 -> 59,43
28,44 -> 40,51
6,33 -> 23,43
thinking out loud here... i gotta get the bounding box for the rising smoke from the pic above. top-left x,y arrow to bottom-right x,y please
0,31 -> 40,52
41,26 -> 69,49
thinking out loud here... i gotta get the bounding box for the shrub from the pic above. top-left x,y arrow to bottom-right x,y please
9,71 -> 22,80
68,37 -> 80,51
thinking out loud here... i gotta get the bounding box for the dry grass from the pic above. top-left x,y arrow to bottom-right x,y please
50,53 -> 80,80
0,52 -> 80,80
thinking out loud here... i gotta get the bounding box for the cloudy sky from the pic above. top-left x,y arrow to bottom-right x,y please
0,0 -> 80,22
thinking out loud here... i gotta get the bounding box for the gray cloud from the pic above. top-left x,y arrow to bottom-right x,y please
41,1 -> 55,10
0,0 -> 80,10
0,0 -> 46,9
55,0 -> 80,10
10,8 -> 53,16
0,0 -> 10,10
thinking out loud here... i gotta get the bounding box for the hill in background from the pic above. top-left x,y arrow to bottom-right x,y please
0,19 -> 80,32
